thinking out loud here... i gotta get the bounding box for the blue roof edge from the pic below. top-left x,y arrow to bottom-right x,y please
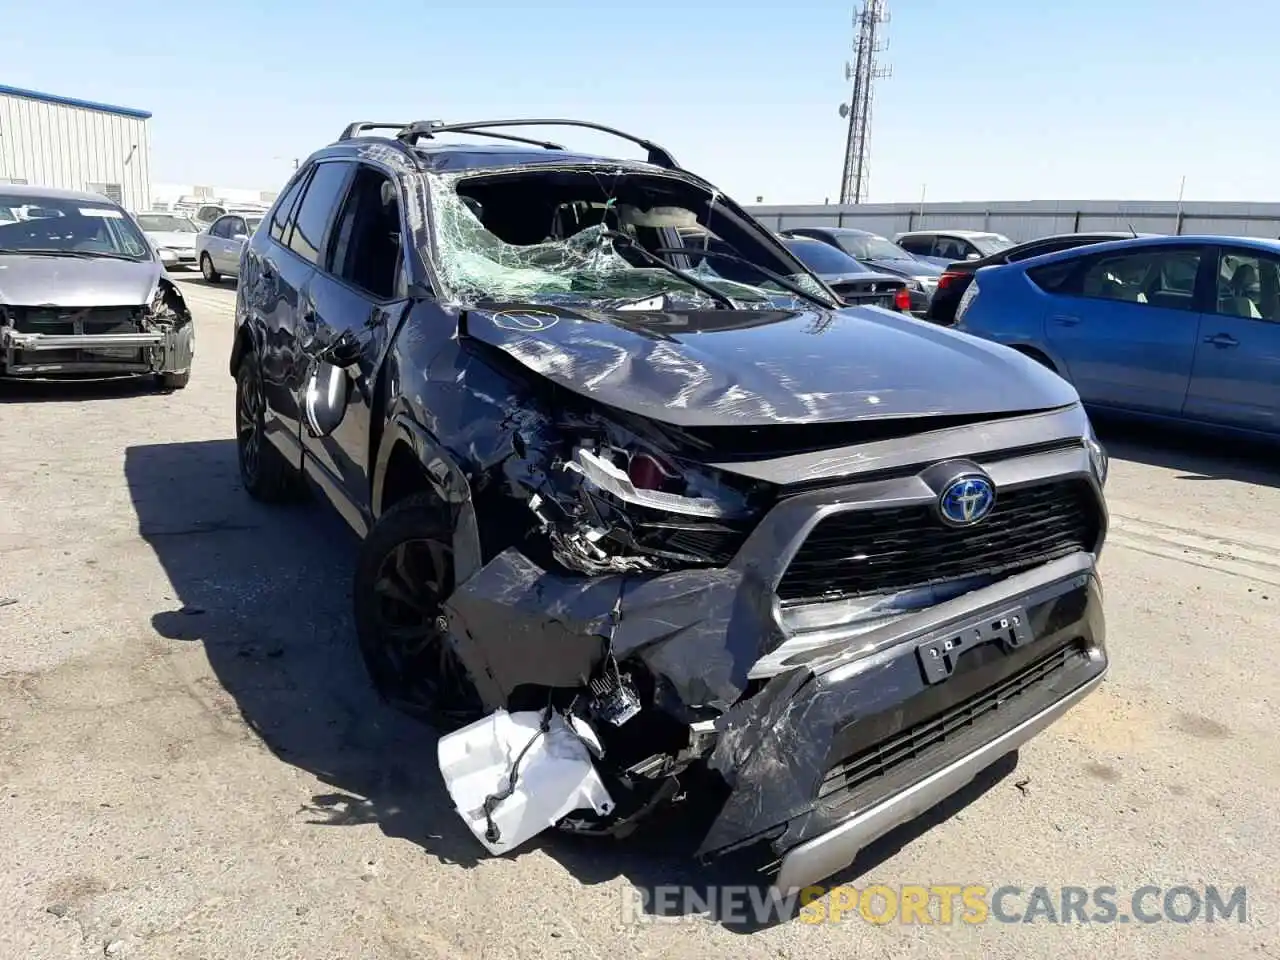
0,83 -> 152,120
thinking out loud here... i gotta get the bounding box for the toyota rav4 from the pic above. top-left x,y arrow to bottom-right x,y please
229,118 -> 1110,894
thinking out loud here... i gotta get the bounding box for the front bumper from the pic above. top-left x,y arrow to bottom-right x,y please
1,325 -> 194,379
442,425 -> 1107,887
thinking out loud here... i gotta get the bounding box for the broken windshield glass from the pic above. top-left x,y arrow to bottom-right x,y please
424,169 -> 826,310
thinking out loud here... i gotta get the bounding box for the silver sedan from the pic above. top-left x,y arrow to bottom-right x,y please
194,212 -> 264,283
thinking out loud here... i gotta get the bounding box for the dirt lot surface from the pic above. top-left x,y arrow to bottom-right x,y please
2,276 -> 1277,959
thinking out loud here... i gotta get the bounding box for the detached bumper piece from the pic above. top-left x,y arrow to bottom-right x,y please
438,708 -> 615,855
0,303 -> 193,380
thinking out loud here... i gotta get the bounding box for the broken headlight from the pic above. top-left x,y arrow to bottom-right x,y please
538,439 -> 758,573
569,445 -> 749,520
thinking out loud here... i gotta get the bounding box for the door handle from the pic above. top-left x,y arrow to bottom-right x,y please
1203,333 -> 1239,348
1051,315 -> 1080,327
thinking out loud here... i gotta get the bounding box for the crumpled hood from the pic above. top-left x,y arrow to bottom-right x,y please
145,230 -> 197,250
462,301 -> 1079,427
0,254 -> 160,308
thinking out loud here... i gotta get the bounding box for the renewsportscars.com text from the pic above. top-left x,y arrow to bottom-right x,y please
621,884 -> 1249,926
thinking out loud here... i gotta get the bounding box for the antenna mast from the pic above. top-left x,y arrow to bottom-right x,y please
838,0 -> 891,204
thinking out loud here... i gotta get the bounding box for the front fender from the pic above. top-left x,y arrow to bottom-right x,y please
371,414 -> 485,583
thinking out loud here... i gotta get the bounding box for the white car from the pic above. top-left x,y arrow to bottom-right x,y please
134,211 -> 201,269
193,212 -> 263,283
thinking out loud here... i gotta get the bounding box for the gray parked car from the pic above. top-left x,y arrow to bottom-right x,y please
0,184 -> 194,388
195,212 -> 264,283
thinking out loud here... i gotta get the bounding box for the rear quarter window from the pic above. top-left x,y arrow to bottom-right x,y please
1026,259 -> 1079,293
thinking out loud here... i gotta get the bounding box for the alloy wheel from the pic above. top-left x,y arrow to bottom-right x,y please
369,537 -> 480,725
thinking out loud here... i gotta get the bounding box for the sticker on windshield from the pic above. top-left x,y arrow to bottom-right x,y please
79,207 -> 124,218
491,309 -> 560,333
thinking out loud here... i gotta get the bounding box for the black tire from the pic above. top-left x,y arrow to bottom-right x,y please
159,370 -> 191,390
200,253 -> 221,283
353,492 -> 483,730
235,347 -> 302,502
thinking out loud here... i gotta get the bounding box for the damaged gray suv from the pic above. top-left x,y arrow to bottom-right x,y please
230,118 -> 1110,894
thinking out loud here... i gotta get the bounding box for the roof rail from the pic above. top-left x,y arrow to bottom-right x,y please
338,118 -> 680,169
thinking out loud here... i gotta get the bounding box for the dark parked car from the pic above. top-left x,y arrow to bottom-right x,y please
673,226 -> 908,312
927,232 -> 1142,325
781,226 -> 943,316
953,234 -> 1280,438
231,117 -> 1110,893
0,184 -> 193,387
778,235 -> 911,312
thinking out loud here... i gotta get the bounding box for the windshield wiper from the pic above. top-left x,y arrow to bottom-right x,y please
652,246 -> 838,310
6,248 -> 140,261
598,231 -> 737,310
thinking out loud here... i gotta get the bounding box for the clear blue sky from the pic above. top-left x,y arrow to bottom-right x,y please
7,0 -> 1276,204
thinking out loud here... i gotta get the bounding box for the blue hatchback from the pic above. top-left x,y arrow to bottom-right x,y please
953,234 -> 1280,438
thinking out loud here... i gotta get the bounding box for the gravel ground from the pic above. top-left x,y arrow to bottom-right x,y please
1,276 -> 1277,959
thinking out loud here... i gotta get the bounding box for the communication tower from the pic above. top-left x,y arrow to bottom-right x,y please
838,0 -> 891,204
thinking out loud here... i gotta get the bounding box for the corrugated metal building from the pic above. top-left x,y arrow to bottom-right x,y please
0,83 -> 152,211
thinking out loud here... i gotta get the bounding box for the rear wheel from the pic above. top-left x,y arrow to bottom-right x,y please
235,348 -> 301,502
200,253 -> 221,283
353,493 -> 483,730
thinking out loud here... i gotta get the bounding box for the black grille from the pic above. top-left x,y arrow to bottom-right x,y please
777,478 -> 1099,604
15,306 -> 141,336
819,642 -> 1079,801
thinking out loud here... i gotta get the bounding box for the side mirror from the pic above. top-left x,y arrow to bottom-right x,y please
233,233 -> 248,242
965,252 -> 981,261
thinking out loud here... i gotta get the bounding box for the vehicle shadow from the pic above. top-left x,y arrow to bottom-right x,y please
124,437 -> 1023,931
124,438 -> 483,870
0,377 -> 163,404
1093,414 -> 1279,489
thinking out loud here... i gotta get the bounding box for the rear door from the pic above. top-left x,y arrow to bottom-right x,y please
1182,244 -> 1280,433
298,162 -> 410,530
244,165 -> 320,462
1039,244 -> 1209,414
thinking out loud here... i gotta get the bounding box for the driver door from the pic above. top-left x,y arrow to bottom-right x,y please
296,162 -> 411,534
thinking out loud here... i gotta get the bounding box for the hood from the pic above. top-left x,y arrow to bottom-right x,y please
865,257 -> 944,279
0,254 -> 161,308
462,301 -> 1079,428
145,230 -> 197,249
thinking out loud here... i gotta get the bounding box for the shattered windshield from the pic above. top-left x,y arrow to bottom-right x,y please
425,168 -> 826,311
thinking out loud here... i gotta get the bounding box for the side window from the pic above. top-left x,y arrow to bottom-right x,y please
1216,249 -> 1280,322
209,217 -> 228,239
269,168 -> 311,244
327,165 -> 404,299
934,237 -> 966,260
1026,259 -> 1080,293
288,162 -> 352,265
1079,248 -> 1202,311
227,217 -> 247,238
898,236 -> 931,255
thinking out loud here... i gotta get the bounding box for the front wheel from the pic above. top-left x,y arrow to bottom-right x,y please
159,370 -> 191,390
353,493 -> 483,730
200,253 -> 221,283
